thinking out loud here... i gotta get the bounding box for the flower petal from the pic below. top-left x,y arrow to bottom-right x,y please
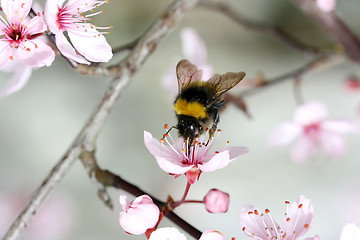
323,120 -> 360,134
149,227 -> 187,240
55,33 -> 90,64
316,0 -> 336,12
216,146 -> 249,161
199,230 -> 225,240
44,0 -> 62,34
0,42 -> 12,69
119,195 -> 160,235
340,223 -> 360,240
181,28 -> 207,66
16,39 -> 55,67
294,101 -> 328,126
269,122 -> 301,146
282,195 -> 314,239
0,63 -> 32,97
290,136 -> 315,164
199,151 -> 230,172
25,15 -> 47,36
318,131 -> 346,158
68,26 -> 113,62
239,205 -> 280,239
1,0 -> 31,23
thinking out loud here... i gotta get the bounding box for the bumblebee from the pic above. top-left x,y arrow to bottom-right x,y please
172,59 -> 246,144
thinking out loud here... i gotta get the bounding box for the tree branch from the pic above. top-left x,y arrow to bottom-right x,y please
290,0 -> 360,64
198,0 -> 327,56
2,0 -> 198,239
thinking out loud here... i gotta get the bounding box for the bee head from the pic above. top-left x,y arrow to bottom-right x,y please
177,115 -> 203,143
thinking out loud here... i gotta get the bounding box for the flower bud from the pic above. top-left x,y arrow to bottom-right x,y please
119,195 -> 160,235
203,189 -> 229,213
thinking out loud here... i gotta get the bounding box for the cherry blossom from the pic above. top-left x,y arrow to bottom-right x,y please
269,101 -> 360,163
316,0 -> 336,12
119,195 -> 160,235
162,27 -> 213,94
0,0 -> 55,69
44,0 -> 113,64
144,130 -> 248,184
203,189 -> 230,213
239,195 -> 317,240
340,223 -> 360,240
149,227 -> 224,240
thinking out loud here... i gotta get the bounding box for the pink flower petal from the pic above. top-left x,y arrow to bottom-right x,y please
68,27 -> 113,62
0,63 -> 32,98
16,39 -> 55,67
323,120 -> 360,134
239,205 -> 280,239
316,0 -> 336,12
0,42 -> 12,69
44,0 -> 61,34
217,146 -> 249,161
181,28 -> 207,66
282,195 -> 314,239
203,189 -> 229,213
269,122 -> 301,146
149,227 -> 187,240
199,151 -> 230,172
340,223 -> 360,240
294,101 -> 328,126
25,15 -> 47,36
55,33 -> 90,64
1,0 -> 32,23
305,235 -> 321,240
119,195 -> 160,235
290,136 -> 315,164
199,230 -> 225,240
318,131 -> 346,158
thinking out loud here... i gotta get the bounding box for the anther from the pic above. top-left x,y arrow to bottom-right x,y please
248,211 -> 253,215
164,124 -> 168,129
159,139 -> 164,143
265,209 -> 270,214
254,210 -> 258,215
163,134 -> 168,138
286,218 -> 290,222
304,224 -> 309,229
242,227 -> 246,231
298,204 -> 303,208
285,201 -> 290,204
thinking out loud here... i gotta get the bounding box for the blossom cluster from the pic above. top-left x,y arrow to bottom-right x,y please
0,0 -> 112,97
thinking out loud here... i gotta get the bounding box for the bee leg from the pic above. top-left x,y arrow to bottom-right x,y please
206,101 -> 225,145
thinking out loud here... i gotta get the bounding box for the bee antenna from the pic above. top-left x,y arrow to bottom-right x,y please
162,125 -> 177,138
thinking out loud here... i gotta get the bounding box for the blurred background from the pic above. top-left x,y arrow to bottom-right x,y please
1,0 -> 360,239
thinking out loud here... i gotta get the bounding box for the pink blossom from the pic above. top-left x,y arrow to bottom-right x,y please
119,195 -> 160,235
0,0 -> 55,69
316,0 -> 336,12
44,0 -> 113,64
162,27 -> 213,94
144,131 -> 248,184
149,228 -> 224,240
340,223 -> 360,240
239,195 -> 316,240
203,189 -> 230,213
269,101 -> 360,163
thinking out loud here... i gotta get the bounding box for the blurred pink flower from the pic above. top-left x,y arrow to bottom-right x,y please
239,195 -> 316,240
44,0 -> 113,64
340,223 -> 360,240
149,228 -> 224,240
162,27 -> 213,95
119,195 -> 160,235
0,190 -> 75,240
0,0 -> 55,69
316,0 -> 336,12
269,101 -> 360,163
144,131 -> 248,184
203,189 -> 229,213
0,59 -> 32,97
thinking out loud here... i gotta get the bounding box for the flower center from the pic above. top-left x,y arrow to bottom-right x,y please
303,122 -> 321,137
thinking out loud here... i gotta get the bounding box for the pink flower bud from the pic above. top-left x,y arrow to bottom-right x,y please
119,195 -> 160,235
203,189 -> 230,213
199,230 -> 225,240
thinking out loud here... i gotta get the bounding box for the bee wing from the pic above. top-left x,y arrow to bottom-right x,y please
206,71 -> 246,106
176,60 -> 203,92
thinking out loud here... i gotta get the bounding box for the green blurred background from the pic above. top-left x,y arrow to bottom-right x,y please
1,0 -> 360,239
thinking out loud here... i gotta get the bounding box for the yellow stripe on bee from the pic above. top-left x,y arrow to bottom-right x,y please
174,99 -> 208,119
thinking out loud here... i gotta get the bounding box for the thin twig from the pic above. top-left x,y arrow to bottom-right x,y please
290,0 -> 360,64
241,54 -> 344,97
198,0 -> 326,56
2,0 -> 198,239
